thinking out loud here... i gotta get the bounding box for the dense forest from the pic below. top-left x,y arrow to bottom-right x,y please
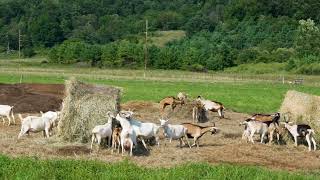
1,0 -> 320,74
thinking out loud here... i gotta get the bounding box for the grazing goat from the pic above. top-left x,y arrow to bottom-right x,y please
159,119 -> 191,148
115,111 -> 136,156
196,96 -> 225,119
159,96 -> 184,115
90,112 -> 113,150
112,127 -> 122,153
182,123 -> 219,147
282,121 -> 316,151
240,120 -> 269,144
0,105 -> 15,125
18,114 -> 53,139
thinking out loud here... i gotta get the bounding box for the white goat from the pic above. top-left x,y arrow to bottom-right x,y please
159,119 -> 191,148
0,105 -> 15,125
240,120 -> 268,144
90,112 -> 113,150
129,117 -> 161,150
18,114 -> 53,139
196,96 -> 225,118
115,111 -> 136,156
282,122 -> 316,151
40,111 -> 60,129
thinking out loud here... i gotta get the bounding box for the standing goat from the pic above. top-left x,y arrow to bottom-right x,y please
196,96 -> 225,119
282,121 -> 316,151
18,114 -> 53,139
90,112 -> 113,150
129,117 -> 161,149
112,126 -> 122,153
159,119 -> 191,148
240,120 -> 269,144
0,105 -> 15,125
182,123 -> 219,147
115,111 -> 136,156
245,112 -> 282,144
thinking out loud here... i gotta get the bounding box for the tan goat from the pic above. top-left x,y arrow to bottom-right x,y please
159,96 -> 184,115
112,126 -> 122,153
182,123 -> 219,147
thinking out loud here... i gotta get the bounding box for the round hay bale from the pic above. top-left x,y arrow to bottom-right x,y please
57,78 -> 120,142
279,90 -> 320,139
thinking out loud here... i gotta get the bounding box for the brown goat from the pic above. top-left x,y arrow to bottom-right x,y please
111,127 -> 122,153
248,112 -> 280,124
182,123 -> 219,147
159,96 -> 184,114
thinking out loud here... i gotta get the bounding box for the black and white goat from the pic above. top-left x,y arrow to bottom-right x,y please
282,121 -> 316,151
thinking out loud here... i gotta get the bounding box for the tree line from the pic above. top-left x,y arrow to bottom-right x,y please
1,0 -> 320,74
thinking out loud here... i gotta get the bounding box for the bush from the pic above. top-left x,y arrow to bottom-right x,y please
22,48 -> 36,58
49,40 -> 101,66
101,40 -> 143,68
188,64 -> 207,72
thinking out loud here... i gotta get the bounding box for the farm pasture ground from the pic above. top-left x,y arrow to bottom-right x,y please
0,63 -> 320,178
1,101 -> 320,173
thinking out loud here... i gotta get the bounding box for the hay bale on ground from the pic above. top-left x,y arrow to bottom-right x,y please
58,78 -> 120,142
279,90 -> 320,138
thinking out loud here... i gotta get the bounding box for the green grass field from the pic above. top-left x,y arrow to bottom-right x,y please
0,155 -> 318,179
0,72 -> 319,113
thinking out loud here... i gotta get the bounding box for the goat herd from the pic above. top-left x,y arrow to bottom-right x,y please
0,92 -> 317,157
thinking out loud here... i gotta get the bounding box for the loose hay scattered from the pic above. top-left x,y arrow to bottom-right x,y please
279,90 -> 320,139
58,78 -> 120,143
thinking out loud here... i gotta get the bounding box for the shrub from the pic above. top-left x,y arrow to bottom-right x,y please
22,48 -> 36,58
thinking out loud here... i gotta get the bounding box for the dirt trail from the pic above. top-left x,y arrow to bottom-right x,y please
0,84 -> 319,171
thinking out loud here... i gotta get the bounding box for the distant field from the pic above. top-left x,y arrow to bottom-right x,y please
0,62 -> 320,113
0,155 -> 318,179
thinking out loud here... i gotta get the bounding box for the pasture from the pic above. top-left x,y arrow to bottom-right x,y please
0,60 -> 320,179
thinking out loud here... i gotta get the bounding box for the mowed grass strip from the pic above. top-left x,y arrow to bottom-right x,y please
0,73 -> 319,113
0,155 -> 317,179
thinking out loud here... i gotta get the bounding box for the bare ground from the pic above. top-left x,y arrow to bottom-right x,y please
1,101 -> 320,171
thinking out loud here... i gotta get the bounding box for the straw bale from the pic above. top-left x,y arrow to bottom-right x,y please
279,90 -> 320,138
57,78 -> 120,142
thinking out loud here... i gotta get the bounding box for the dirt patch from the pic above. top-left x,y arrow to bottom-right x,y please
0,83 -> 64,113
